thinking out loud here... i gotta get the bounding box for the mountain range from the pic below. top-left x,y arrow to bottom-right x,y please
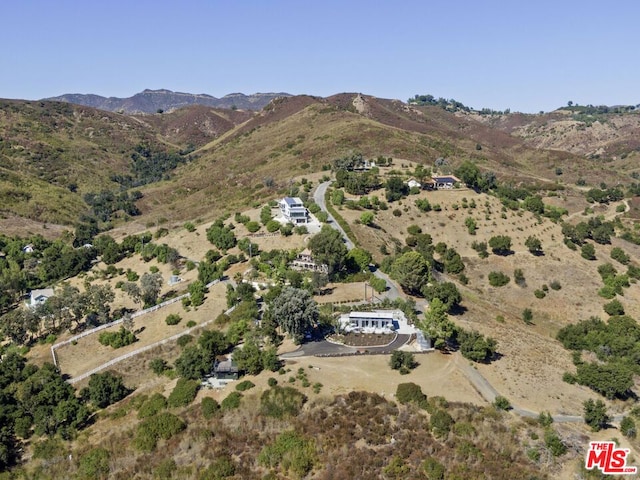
43,89 -> 290,114
0,92 -> 639,231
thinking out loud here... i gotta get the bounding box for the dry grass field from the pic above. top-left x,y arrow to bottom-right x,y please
55,281 -> 228,379
335,178 -> 640,417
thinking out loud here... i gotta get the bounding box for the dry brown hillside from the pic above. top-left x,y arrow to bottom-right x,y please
140,94 -> 618,225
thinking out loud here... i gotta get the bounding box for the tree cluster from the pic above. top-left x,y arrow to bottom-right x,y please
0,353 -> 130,469
558,315 -> 639,398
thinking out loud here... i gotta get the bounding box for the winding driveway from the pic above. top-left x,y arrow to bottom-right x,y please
313,181 -> 401,301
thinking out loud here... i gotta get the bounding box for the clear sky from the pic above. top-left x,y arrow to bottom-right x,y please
1,0 -> 638,112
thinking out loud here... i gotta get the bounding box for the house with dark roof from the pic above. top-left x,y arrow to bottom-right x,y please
432,175 -> 460,190
279,197 -> 309,224
212,357 -> 239,380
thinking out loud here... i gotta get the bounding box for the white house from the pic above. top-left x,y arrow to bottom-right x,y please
29,288 -> 54,308
290,248 -> 328,274
22,244 -> 35,254
340,310 -> 400,333
279,197 -> 309,224
407,179 -> 422,189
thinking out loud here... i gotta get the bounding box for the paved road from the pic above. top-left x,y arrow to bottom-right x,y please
280,334 -> 411,358
314,181 -> 402,301
314,181 -> 355,250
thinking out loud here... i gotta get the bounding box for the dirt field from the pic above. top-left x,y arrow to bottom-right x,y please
55,281 -> 228,379
194,351 -> 484,409
313,281 -> 369,304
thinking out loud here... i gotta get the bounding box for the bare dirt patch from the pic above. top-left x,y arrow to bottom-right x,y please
314,281 -> 368,304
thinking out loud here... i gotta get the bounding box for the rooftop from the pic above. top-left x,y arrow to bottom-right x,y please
282,196 -> 304,206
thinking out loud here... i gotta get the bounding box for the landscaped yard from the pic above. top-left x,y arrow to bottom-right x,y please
330,332 -> 395,347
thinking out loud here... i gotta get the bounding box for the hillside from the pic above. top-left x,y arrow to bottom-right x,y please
44,89 -> 291,113
138,93 -> 625,225
2,93 -> 639,233
475,107 -> 640,161
0,100 -> 252,226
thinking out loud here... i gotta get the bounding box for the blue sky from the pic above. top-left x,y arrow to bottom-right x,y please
1,0 -> 638,112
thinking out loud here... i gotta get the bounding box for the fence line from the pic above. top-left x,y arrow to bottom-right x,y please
68,301 -> 235,384
52,279 -> 222,364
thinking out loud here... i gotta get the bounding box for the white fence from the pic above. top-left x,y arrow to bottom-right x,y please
51,279 -> 221,368
69,303 -> 236,384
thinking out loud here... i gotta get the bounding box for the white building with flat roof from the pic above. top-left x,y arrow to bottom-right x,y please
339,310 -> 403,333
279,197 -> 309,224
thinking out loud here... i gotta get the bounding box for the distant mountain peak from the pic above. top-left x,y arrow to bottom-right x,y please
43,89 -> 291,113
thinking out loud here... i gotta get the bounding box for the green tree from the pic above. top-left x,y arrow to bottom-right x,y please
389,351 -> 417,373
140,272 -> 163,307
331,189 -> 344,205
522,195 -> 545,214
385,176 -> 408,202
458,329 -> 497,363
391,251 -> 430,295
174,345 -> 208,380
488,235 -> 512,255
525,236 -> 543,255
82,372 -> 131,408
621,416 -> 637,438
269,287 -> 319,343
611,247 -> 630,265
395,382 -> 427,405
206,221 -> 236,250
188,280 -> 206,307
603,299 -> 624,316
369,276 -> 387,293
544,429 -> 567,457
360,211 -> 374,226
455,160 -> 480,189
77,447 -> 110,480
583,398 -> 610,431
488,271 -> 510,287
420,298 -> 457,350
421,282 -> 461,311
346,247 -> 372,272
308,226 -> 348,278
233,339 -> 264,375
493,395 -> 511,410
581,243 -> 596,260
198,330 -> 231,363
430,409 -> 454,438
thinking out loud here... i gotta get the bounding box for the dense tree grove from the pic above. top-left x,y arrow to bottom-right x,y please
0,353 -> 131,470
558,315 -> 640,398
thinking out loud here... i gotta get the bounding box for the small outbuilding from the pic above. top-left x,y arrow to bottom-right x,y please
29,288 -> 54,308
212,357 -> 239,380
